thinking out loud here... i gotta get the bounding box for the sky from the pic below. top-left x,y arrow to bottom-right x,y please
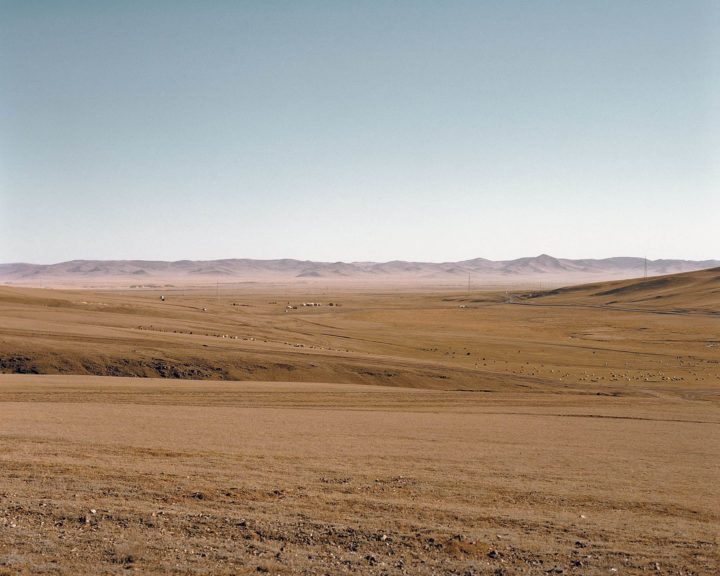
1,1 -> 718,264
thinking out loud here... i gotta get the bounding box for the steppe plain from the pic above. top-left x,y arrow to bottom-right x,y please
1,268 -> 719,575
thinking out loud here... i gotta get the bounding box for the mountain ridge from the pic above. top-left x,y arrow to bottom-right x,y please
1,255 -> 718,286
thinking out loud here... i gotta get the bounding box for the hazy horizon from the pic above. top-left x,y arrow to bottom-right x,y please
3,253 -> 720,267
3,253 -> 719,268
2,1 -> 718,263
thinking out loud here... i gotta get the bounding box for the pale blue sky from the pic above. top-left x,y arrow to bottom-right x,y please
1,1 -> 718,263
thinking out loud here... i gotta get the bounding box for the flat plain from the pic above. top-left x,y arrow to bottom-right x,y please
1,268 -> 718,574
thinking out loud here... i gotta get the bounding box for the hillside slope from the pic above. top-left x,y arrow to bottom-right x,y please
524,267 -> 720,314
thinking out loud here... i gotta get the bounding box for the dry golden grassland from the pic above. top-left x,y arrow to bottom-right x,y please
1,269 -> 718,574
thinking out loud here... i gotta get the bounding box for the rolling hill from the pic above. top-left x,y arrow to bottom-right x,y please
524,266 -> 720,314
0,255 -> 718,287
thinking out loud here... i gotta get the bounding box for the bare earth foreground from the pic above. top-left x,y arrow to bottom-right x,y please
1,377 -> 718,575
0,269 -> 719,574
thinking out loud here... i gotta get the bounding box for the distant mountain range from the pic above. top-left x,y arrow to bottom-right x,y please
1,255 -> 718,287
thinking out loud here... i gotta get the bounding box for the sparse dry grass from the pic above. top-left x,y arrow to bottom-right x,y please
0,376 -> 718,575
0,273 -> 718,574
